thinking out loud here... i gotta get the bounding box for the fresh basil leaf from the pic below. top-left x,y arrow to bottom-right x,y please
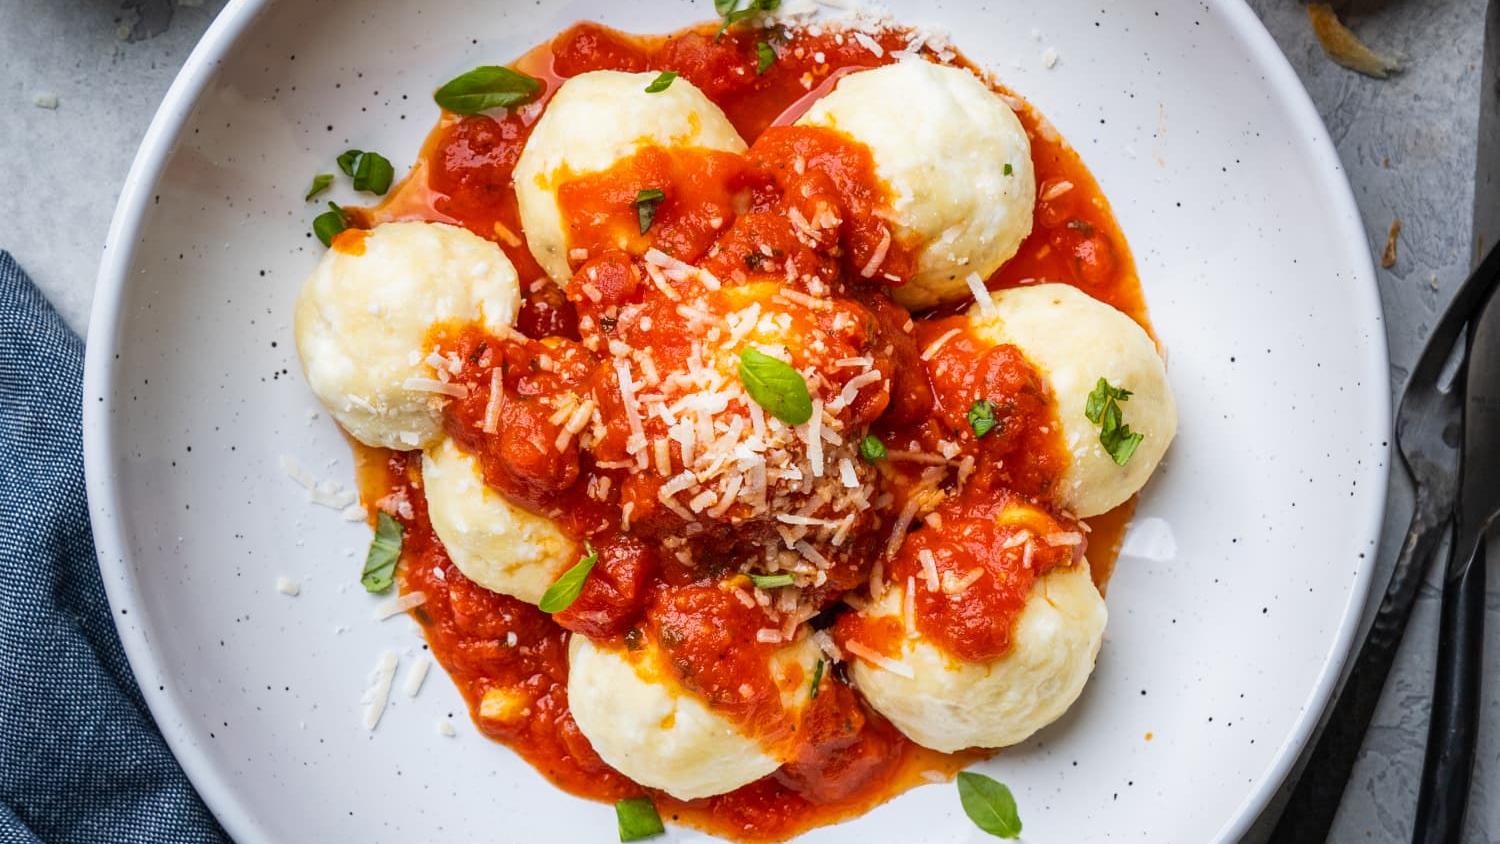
858,433 -> 887,463
957,772 -> 1022,839
635,188 -> 666,235
434,65 -> 543,115
750,573 -> 794,589
1084,378 -> 1133,424
738,347 -> 813,425
1105,429 -> 1144,465
313,202 -> 348,247
716,0 -> 781,39
967,399 -> 998,439
756,41 -> 777,75
1003,163 -> 1014,177
538,544 -> 599,613
352,151 -> 394,195
1085,378 -> 1143,465
809,658 -> 824,700
337,149 -> 364,176
305,173 -> 334,201
360,511 -> 403,593
615,797 -> 665,841
645,71 -> 678,93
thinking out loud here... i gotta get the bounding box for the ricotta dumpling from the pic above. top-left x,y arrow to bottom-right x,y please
293,221 -> 520,450
797,60 -> 1035,310
969,283 -> 1176,517
566,632 -> 819,800
514,70 -> 747,284
849,561 -> 1107,753
421,438 -> 578,605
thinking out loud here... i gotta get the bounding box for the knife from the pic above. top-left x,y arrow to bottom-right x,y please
1411,282 -> 1500,844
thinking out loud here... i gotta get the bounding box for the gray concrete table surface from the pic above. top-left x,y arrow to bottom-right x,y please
0,0 -> 1494,841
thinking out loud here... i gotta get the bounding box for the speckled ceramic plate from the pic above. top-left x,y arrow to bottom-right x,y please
83,0 -> 1389,840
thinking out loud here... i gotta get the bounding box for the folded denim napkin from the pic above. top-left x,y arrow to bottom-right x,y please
0,252 -> 226,843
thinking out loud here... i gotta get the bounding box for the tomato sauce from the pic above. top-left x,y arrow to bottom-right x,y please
348,18 -> 1151,842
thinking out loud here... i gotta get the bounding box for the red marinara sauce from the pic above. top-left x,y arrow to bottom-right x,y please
347,19 -> 1148,842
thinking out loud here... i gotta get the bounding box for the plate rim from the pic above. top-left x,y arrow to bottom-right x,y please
81,1 -> 1391,840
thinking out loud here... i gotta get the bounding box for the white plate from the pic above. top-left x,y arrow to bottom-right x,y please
83,0 -> 1389,840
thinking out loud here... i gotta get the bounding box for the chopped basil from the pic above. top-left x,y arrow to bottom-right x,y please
1003,162 -> 1014,176
313,202 -> 348,247
1084,377 -> 1145,465
337,148 -> 364,177
738,347 -> 813,425
957,772 -> 1022,839
538,544 -> 599,613
756,41 -> 777,75
305,173 -> 334,201
615,797 -> 665,841
433,65 -> 543,115
750,573 -> 794,589
809,658 -> 824,700
360,511 -> 403,593
715,0 -> 781,38
645,71 -> 678,93
634,188 -> 666,235
967,399 -> 999,439
352,151 -> 395,195
858,433 -> 887,463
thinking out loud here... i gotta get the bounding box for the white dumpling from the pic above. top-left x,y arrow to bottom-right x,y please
421,438 -> 578,605
797,60 -> 1035,310
566,632 -> 818,800
514,70 -> 747,284
969,283 -> 1176,517
849,561 -> 1106,753
293,221 -> 520,450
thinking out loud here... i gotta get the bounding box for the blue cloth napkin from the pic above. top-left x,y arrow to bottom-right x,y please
0,252 -> 226,844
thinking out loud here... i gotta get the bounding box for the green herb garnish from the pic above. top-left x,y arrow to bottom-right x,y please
809,658 -> 824,700
1084,377 -> 1145,465
858,433 -> 887,463
434,65 -> 544,115
956,772 -> 1022,839
756,41 -> 777,74
360,511 -> 403,593
352,151 -> 394,195
337,149 -> 364,177
538,544 -> 599,613
645,71 -> 678,93
615,797 -> 665,841
967,399 -> 999,439
1003,163 -> 1014,176
305,173 -> 334,201
715,0 -> 781,39
313,202 -> 348,247
738,347 -> 813,425
634,188 -> 666,235
750,573 -> 794,589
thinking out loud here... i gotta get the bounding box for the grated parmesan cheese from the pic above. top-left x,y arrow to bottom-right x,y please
845,640 -> 913,677
403,656 -> 430,698
360,650 -> 399,730
373,590 -> 428,621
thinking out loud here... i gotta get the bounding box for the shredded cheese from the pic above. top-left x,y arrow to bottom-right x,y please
373,590 -> 428,621
360,650 -> 399,731
845,640 -> 913,677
